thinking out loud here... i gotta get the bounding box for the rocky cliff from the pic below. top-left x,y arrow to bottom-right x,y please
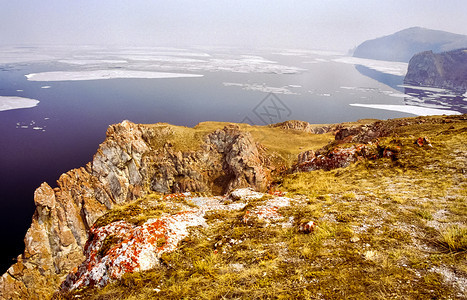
353,27 -> 467,62
404,48 -> 467,92
0,121 -> 280,299
1,116 -> 466,299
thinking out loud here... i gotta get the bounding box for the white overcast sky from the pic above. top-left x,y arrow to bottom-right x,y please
2,0 -> 467,51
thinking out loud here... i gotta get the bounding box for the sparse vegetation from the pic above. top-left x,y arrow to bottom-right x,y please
61,115 -> 467,299
144,121 -> 334,167
93,193 -> 186,228
437,225 -> 467,253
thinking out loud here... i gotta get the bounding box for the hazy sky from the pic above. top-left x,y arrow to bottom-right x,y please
2,0 -> 467,51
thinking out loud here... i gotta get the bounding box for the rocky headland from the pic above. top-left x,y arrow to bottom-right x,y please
353,27 -> 467,62
0,115 -> 466,299
404,48 -> 467,92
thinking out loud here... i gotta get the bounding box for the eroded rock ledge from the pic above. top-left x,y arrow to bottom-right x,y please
0,121 -> 274,300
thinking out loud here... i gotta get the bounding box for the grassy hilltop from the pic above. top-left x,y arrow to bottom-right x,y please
58,115 -> 466,299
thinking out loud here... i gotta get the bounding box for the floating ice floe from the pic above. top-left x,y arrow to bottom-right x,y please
349,103 -> 461,116
0,96 -> 39,111
119,55 -> 206,63
398,84 -> 447,93
41,86 -> 51,89
113,50 -> 211,57
274,49 -> 342,57
0,48 -> 55,64
387,92 -> 408,98
334,57 -> 408,76
123,54 -> 302,74
58,59 -> 128,65
205,57 -> 303,74
223,82 -> 298,95
25,70 -> 204,81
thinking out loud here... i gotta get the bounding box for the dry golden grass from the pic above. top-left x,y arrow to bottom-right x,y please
61,115 -> 467,299
143,121 -> 333,167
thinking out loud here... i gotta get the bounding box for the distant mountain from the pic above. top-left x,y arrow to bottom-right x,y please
353,27 -> 467,62
404,48 -> 467,92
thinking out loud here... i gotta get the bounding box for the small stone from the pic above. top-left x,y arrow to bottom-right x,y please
299,221 -> 317,233
350,236 -> 360,243
414,136 -> 432,147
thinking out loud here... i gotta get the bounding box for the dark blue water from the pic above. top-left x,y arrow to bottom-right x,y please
0,53 -> 463,273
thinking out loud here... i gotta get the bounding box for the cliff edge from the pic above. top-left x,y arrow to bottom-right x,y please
404,48 -> 467,92
1,116 -> 466,299
0,120 -> 332,299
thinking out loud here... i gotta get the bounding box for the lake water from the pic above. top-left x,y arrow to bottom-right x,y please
0,46 -> 465,272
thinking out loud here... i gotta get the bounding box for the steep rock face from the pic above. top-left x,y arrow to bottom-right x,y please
205,125 -> 270,193
404,49 -> 467,92
147,125 -> 271,195
0,121 -> 272,300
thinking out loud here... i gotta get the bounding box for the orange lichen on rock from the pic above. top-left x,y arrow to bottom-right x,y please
61,211 -> 205,291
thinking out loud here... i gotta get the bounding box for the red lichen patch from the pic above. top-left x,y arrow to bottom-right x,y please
268,190 -> 287,197
61,210 -> 205,291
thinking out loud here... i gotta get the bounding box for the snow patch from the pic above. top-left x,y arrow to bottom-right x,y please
399,84 -> 447,93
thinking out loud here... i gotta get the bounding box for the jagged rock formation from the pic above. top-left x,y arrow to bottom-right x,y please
353,27 -> 467,62
404,48 -> 467,92
0,121 -> 273,300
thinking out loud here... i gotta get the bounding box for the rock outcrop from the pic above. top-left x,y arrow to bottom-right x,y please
269,120 -> 332,134
59,189 -> 292,293
353,27 -> 467,62
293,144 -> 371,172
61,210 -> 207,291
404,48 -> 467,92
0,121 -> 273,300
4,115 -> 465,299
